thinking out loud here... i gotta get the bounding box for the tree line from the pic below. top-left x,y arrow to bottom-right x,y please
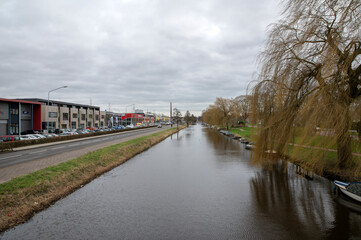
202,96 -> 251,130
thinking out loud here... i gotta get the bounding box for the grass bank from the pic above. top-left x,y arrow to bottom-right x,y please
228,126 -> 361,181
0,126 -> 185,233
229,126 -> 254,139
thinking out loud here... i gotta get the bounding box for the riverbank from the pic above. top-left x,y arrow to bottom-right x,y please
226,126 -> 361,181
0,126 -> 185,233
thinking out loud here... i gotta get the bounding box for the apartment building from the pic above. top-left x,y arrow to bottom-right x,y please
20,99 -> 105,131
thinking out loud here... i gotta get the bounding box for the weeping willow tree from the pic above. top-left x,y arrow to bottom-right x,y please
202,98 -> 241,129
252,0 -> 361,170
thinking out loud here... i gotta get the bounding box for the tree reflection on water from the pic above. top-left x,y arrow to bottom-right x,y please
249,162 -> 361,239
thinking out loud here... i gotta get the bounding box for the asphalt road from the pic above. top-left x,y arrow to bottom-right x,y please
0,126 -> 170,169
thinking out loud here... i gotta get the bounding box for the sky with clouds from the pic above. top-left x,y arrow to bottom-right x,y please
0,0 -> 281,116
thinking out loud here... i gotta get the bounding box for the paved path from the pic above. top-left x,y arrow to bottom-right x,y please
0,127 -> 169,184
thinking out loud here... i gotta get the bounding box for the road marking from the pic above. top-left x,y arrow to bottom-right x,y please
52,146 -> 65,150
30,150 -> 47,154
0,154 -> 22,160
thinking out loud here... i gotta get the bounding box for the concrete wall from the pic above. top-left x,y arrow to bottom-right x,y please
42,105 -> 59,130
59,106 -> 69,129
100,111 -> 105,127
70,107 -> 79,129
79,108 -> 86,129
87,109 -> 94,128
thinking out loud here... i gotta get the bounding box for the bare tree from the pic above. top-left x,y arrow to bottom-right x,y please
252,0 -> 361,169
184,110 -> 191,126
202,97 -> 242,129
173,108 -> 182,129
202,105 -> 223,126
236,95 -> 251,126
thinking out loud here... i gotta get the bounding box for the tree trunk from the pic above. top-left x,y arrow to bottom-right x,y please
336,111 -> 352,169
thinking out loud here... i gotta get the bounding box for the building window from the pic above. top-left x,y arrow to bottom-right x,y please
80,123 -> 85,128
89,114 -> 93,119
101,115 -> 104,119
10,108 -> 19,115
81,114 -> 86,120
61,124 -> 67,129
10,123 -> 19,135
62,113 -> 69,120
49,112 -> 57,118
71,122 -> 76,129
87,122 -> 91,127
73,113 -> 78,118
95,115 -> 99,120
42,122 -> 56,130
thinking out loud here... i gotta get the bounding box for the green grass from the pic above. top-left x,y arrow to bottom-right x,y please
229,127 -> 254,138
291,135 -> 361,154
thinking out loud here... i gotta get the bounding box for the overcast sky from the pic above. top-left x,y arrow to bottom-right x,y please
0,0 -> 281,116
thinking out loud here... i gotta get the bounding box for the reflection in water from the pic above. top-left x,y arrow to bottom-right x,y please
250,161 -> 361,239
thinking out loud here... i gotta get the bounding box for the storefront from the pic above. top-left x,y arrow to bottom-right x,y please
0,98 -> 41,136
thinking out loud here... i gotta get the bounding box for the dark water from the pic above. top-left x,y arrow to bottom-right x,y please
2,125 -> 361,239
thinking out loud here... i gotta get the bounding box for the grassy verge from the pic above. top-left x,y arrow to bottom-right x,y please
228,126 -> 361,181
229,127 -> 254,139
285,144 -> 361,181
0,126 -> 185,233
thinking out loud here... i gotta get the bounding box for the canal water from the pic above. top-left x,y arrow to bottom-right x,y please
2,125 -> 361,239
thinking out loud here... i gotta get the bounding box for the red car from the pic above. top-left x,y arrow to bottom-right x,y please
0,135 -> 21,142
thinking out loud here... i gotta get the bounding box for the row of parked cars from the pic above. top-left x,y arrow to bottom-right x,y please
0,123 -> 163,143
0,126 -> 121,142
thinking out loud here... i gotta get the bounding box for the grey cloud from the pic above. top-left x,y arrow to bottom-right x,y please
0,0 -> 281,116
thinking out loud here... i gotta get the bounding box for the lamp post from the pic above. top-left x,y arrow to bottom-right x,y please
47,86 -> 68,132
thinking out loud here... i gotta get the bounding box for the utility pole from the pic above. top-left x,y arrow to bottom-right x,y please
170,102 -> 172,127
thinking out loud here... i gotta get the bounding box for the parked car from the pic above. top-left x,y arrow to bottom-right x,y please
157,124 -> 162,128
0,135 -> 21,142
32,134 -> 46,139
20,135 -> 37,140
126,124 -> 135,129
60,132 -> 74,136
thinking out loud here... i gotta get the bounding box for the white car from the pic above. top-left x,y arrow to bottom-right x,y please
32,134 -> 46,139
60,132 -> 74,136
20,135 -> 37,140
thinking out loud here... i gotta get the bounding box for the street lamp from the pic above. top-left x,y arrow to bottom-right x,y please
47,86 -> 68,132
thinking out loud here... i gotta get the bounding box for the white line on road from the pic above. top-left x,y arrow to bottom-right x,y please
30,150 -> 47,154
0,154 -> 22,160
52,146 -> 65,150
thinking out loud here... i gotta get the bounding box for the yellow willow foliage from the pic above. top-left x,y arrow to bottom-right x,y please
251,0 -> 361,169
